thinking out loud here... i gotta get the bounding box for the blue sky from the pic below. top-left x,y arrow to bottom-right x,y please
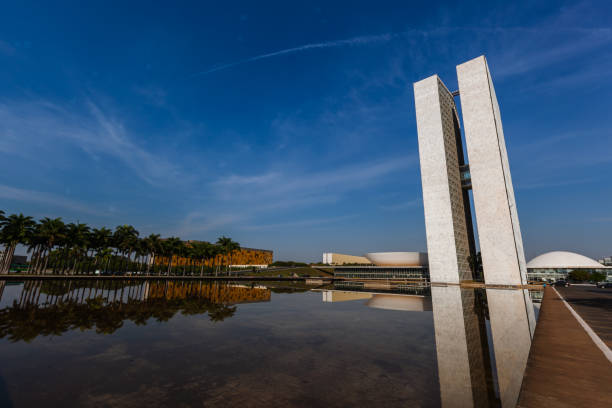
1,0 -> 611,261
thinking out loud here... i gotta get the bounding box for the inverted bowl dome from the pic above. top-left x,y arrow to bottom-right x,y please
364,252 -> 428,266
366,294 -> 432,312
526,251 -> 605,269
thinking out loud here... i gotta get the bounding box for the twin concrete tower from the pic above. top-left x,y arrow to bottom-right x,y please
415,56 -> 528,286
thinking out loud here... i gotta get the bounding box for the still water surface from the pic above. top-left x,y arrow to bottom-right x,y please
0,280 -> 539,407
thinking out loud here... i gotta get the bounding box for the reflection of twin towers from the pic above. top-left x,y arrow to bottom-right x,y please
432,286 -> 532,408
324,287 -> 534,408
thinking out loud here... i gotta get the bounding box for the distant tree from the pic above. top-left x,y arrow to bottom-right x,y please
26,221 -> 45,274
142,234 -> 162,275
0,214 -> 36,273
163,237 -> 183,275
216,236 -> 240,275
270,261 -> 308,267
114,225 -> 139,273
590,271 -> 606,282
0,208 -> 242,276
66,223 -> 91,274
190,241 -> 214,277
91,227 -> 112,273
568,270 -> 590,282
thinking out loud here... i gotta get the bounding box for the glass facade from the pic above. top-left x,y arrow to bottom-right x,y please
527,268 -> 612,282
333,281 -> 431,295
459,164 -> 472,189
598,256 -> 612,266
333,266 -> 429,281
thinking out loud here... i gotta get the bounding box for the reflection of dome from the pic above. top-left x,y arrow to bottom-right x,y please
526,251 -> 604,269
365,252 -> 428,266
366,294 -> 432,312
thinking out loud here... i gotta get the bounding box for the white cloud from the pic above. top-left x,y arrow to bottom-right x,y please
212,155 -> 415,201
192,32 -> 397,76
492,27 -> 612,78
380,199 -> 419,211
0,97 -> 184,187
516,177 -> 599,190
0,184 -> 105,216
242,214 -> 357,231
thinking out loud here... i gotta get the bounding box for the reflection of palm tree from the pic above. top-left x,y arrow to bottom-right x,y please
0,279 -> 273,342
208,305 -> 237,322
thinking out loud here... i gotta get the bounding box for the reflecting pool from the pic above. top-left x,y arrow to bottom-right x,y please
0,279 -> 540,407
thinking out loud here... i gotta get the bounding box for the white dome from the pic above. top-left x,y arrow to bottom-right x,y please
364,252 -> 428,266
527,251 -> 604,269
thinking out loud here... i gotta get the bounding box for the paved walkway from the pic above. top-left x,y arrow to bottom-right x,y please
518,286 -> 612,408
556,285 -> 612,347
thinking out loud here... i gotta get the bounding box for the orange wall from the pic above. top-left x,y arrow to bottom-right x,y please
154,247 -> 273,267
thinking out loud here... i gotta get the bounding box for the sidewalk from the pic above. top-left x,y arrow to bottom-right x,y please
517,286 -> 612,407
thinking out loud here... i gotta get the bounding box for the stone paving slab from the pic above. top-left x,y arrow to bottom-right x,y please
518,286 -> 612,408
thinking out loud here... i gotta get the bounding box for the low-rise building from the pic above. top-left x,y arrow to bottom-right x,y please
330,252 -> 429,281
598,256 -> 612,267
527,251 -> 612,282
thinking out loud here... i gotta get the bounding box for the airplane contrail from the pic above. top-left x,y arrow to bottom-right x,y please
191,32 -> 397,77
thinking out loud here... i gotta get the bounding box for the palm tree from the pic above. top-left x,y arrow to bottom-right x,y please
216,236 -> 240,275
190,241 -> 214,277
0,209 -> 247,277
0,214 -> 36,274
65,223 -> 90,274
114,225 -> 139,273
134,238 -> 149,273
211,244 -> 223,276
142,234 -> 161,275
90,227 -> 112,273
37,218 -> 66,274
96,247 -> 113,273
176,242 -> 187,276
163,237 -> 182,275
0,210 -> 4,247
26,221 -> 44,274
